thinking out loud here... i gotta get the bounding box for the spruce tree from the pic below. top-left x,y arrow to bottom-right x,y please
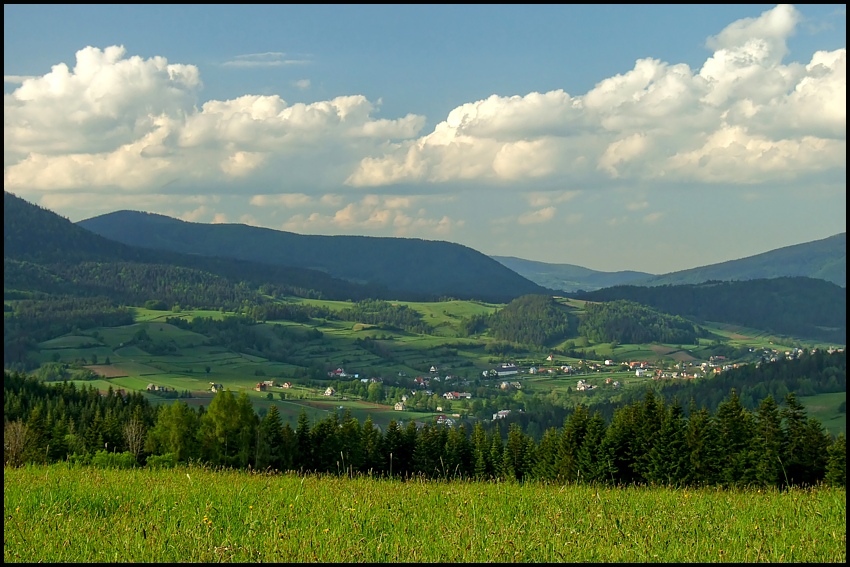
824,433 -> 846,487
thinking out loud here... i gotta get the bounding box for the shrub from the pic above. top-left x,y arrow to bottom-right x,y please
90,450 -> 137,469
147,453 -> 177,469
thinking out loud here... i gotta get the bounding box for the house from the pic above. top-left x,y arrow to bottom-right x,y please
546,354 -> 554,361
576,379 -> 594,391
443,391 -> 459,400
436,415 -> 454,426
494,363 -> 518,377
510,382 -> 522,390
394,402 -> 406,411
529,366 -> 537,374
493,409 -> 511,420
281,382 -> 292,389
604,359 -> 614,366
254,382 -> 267,392
635,368 -> 646,377
323,387 -> 335,396
430,366 -> 438,373
500,381 -> 511,390
263,380 -> 275,387
209,382 -> 224,393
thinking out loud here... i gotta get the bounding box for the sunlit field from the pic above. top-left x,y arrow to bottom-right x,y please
4,464 -> 845,563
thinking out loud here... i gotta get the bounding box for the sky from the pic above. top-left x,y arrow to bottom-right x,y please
4,4 -> 846,274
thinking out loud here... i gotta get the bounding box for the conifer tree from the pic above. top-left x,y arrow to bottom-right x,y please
824,433 -> 846,487
576,411 -> 608,484
752,395 -> 783,486
715,389 -> 755,486
684,401 -> 720,486
257,405 -> 283,471
646,398 -> 689,486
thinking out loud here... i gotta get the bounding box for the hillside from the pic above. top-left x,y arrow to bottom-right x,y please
78,210 -> 548,303
3,192 -> 389,302
575,277 -> 846,344
494,233 -> 846,291
491,255 -> 653,292
636,233 -> 846,288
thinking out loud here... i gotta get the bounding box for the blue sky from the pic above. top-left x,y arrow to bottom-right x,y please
4,4 -> 846,273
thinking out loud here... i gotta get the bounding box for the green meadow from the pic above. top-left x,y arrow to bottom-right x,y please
28,300 -> 844,432
4,464 -> 845,563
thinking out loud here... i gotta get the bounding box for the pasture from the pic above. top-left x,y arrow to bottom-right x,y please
798,391 -> 847,435
4,464 -> 845,563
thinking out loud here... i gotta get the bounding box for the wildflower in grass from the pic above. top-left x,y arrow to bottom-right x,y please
323,528 -> 330,533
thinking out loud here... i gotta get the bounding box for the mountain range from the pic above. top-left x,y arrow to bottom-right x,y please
493,232 -> 845,292
4,191 -> 846,344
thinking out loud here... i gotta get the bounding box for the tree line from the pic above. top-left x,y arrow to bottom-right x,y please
4,370 -> 844,488
575,277 -> 846,344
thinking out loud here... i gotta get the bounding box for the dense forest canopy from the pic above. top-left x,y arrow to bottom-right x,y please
487,294 -> 576,347
575,277 -> 846,344
578,299 -> 705,345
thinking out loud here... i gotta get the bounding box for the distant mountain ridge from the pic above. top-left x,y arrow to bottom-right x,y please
493,233 -> 845,291
636,233 -> 845,288
77,210 -> 549,303
491,256 -> 653,293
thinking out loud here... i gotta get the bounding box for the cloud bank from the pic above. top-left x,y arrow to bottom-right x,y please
3,4 -> 845,244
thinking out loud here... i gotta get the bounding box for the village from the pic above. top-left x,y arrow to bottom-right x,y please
193,345 -> 831,425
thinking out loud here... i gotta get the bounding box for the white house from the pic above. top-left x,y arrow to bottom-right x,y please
493,409 -> 511,420
495,363 -> 518,377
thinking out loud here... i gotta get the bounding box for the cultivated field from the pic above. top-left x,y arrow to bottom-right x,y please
4,464 -> 845,563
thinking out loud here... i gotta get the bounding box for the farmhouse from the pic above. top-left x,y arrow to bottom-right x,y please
394,402 -> 406,411
493,409 -> 511,420
209,382 -> 224,393
324,387 -> 335,396
436,415 -> 454,426
494,363 -> 518,377
253,382 -> 267,392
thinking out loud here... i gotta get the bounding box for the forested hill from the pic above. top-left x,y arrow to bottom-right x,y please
77,210 -> 549,303
4,192 -> 400,302
4,191 -> 152,265
575,277 -> 846,344
636,232 -> 846,288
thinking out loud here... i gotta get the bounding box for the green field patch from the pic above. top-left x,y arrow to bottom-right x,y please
109,376 -> 164,391
83,365 -> 128,378
37,335 -> 102,349
68,379 -> 117,392
798,391 -> 846,435
109,361 -> 165,376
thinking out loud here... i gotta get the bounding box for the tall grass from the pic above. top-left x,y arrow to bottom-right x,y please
4,464 -> 845,562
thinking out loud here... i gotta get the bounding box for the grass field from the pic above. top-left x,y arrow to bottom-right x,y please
798,391 -> 847,435
4,464 -> 845,563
